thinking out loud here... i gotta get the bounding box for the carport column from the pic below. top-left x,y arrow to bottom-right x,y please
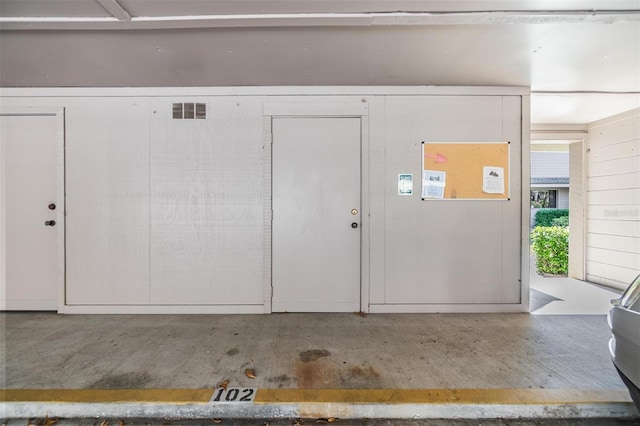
569,140 -> 586,280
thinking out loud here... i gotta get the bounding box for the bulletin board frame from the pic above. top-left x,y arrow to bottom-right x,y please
421,141 -> 510,201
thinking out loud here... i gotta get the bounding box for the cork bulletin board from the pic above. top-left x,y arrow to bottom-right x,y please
421,142 -> 510,200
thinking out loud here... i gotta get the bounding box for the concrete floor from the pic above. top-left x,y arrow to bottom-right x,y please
1,272 -> 638,421
4,418 -> 638,426
529,266 -> 621,316
0,311 -> 626,391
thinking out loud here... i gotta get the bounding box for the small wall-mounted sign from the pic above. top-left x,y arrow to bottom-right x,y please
398,174 -> 413,195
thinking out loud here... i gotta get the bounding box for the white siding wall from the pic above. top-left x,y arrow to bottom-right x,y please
558,188 -> 570,209
530,152 -> 569,179
0,87 -> 527,313
586,109 -> 640,289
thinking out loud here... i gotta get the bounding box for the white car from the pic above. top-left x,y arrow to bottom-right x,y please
609,274 -> 640,409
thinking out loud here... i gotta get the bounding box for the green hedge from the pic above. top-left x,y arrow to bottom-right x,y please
535,209 -> 569,227
551,216 -> 569,227
531,226 -> 569,275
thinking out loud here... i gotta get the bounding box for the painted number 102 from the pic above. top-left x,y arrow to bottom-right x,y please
211,388 -> 256,403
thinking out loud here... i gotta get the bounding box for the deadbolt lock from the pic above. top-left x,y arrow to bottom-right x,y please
351,209 -> 358,215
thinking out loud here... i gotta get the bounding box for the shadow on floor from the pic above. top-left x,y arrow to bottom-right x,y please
530,288 -> 563,312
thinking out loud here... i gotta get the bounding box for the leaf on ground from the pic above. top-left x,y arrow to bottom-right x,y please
42,417 -> 59,426
354,311 -> 367,317
317,418 -> 337,424
245,368 -> 256,379
212,420 -> 222,424
216,379 -> 230,390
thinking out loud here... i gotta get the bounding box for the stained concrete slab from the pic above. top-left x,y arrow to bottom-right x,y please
2,270 -> 638,421
0,312 -> 626,390
4,418 -> 640,426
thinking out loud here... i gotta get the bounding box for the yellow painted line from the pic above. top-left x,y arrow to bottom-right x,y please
254,389 -> 633,405
0,388 -> 632,405
0,389 -> 214,404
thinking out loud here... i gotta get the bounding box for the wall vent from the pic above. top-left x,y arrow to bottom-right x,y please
173,103 -> 206,119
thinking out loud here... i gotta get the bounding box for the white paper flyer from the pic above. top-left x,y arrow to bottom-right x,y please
422,170 -> 446,199
483,166 -> 505,194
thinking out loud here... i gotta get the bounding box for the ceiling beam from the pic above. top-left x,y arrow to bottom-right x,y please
95,0 -> 131,21
0,10 -> 638,31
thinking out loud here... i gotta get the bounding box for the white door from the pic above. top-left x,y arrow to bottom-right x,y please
1,113 -> 61,310
272,117 -> 361,312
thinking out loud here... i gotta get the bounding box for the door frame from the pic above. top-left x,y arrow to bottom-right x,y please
263,102 -> 370,313
0,107 -> 65,311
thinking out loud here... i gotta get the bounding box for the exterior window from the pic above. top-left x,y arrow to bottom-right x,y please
531,190 -> 557,208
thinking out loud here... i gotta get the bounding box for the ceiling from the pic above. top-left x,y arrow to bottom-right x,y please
0,0 -> 638,124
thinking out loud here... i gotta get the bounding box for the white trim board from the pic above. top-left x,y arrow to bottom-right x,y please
1,10 -> 636,31
60,305 -> 266,315
0,86 -> 530,98
369,303 -> 528,314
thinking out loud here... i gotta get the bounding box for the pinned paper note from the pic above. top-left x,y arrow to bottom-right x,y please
482,166 -> 504,194
422,170 -> 446,199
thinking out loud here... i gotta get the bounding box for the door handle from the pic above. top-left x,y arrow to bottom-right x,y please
48,203 -> 56,210
45,220 -> 56,227
351,222 -> 358,229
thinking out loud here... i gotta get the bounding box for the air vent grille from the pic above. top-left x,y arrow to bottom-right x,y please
173,103 -> 206,119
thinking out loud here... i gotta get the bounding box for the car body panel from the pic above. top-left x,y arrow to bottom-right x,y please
609,274 -> 640,408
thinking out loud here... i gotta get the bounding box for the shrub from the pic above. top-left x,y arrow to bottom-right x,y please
551,216 -> 569,227
531,226 -> 569,275
535,209 -> 569,227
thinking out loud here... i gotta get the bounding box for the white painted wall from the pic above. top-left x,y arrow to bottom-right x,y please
371,95 -> 524,311
64,98 -> 151,306
148,97 -> 265,307
0,87 -> 528,313
586,108 -> 640,289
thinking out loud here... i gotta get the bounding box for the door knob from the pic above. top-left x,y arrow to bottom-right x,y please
45,220 -> 56,226
351,222 -> 358,229
48,203 -> 56,210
